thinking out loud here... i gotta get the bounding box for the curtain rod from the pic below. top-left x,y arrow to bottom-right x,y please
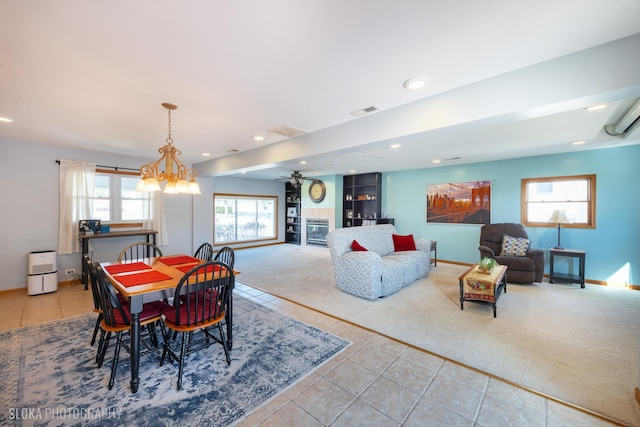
55,160 -> 140,172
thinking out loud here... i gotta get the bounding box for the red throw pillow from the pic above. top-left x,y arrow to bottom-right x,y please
392,234 -> 416,251
351,240 -> 368,251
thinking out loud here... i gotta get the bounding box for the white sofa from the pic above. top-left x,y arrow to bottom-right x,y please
326,224 -> 431,300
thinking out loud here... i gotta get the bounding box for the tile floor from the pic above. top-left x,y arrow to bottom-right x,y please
0,283 -> 620,427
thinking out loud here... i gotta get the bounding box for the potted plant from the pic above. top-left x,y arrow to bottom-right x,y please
478,257 -> 498,274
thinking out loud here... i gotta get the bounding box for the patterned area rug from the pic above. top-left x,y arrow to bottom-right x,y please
0,296 -> 350,426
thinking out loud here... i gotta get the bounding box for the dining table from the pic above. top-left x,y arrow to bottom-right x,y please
101,254 -> 238,393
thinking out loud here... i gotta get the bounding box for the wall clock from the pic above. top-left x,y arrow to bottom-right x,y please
309,179 -> 326,203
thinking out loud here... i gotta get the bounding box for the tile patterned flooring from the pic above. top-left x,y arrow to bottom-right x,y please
0,283 -> 620,426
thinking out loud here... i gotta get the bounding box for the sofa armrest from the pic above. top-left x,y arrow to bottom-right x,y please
478,245 -> 495,259
526,248 -> 545,282
333,251 -> 384,300
415,238 -> 431,253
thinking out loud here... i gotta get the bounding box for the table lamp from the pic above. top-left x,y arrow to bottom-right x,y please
547,210 -> 571,250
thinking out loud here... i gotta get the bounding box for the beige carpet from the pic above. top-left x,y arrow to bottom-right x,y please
235,244 -> 640,426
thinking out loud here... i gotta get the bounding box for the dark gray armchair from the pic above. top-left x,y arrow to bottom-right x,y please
478,223 -> 544,284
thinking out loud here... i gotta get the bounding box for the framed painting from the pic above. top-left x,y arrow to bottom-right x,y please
426,181 -> 491,224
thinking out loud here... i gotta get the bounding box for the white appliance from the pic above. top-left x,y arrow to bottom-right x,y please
27,250 -> 58,295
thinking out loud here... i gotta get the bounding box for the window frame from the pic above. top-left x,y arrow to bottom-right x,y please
92,169 -> 150,228
213,193 -> 278,245
521,174 -> 596,229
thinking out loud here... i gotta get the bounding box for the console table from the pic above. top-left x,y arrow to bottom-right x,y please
80,229 -> 158,289
549,248 -> 586,288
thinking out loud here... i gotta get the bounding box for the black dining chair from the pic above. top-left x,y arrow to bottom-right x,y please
193,242 -> 214,261
159,261 -> 233,390
118,241 -> 163,262
86,256 -> 132,364
85,256 -> 104,352
214,246 -> 235,269
94,263 -> 166,390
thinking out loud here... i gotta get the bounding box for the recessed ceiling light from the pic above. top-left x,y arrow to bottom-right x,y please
432,159 -> 441,164
253,135 -> 264,141
572,140 -> 586,145
390,144 -> 401,149
201,152 -> 211,156
0,117 -> 13,123
300,160 -> 307,164
403,77 -> 430,90
349,169 -> 356,173
586,104 -> 607,111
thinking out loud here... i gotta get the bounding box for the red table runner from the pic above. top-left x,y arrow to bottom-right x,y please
104,262 -> 151,275
116,270 -> 172,287
175,263 -> 221,274
158,255 -> 199,266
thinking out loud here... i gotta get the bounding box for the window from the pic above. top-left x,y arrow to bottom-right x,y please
214,194 -> 277,244
521,174 -> 596,228
91,171 -> 153,223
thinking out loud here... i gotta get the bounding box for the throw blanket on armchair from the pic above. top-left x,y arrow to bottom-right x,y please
326,224 -> 431,300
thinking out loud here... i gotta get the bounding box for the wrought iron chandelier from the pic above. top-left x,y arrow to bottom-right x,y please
136,103 -> 201,194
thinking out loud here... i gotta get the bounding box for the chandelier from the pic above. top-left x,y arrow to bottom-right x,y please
136,103 -> 201,194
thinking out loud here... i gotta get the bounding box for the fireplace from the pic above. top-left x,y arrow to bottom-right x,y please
306,218 -> 329,246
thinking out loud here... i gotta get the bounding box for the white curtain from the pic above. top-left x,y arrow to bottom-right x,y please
144,191 -> 169,246
57,159 -> 96,254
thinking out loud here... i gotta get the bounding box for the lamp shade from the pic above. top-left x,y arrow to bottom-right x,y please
547,210 -> 571,224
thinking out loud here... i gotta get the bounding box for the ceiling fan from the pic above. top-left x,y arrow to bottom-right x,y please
275,171 -> 313,189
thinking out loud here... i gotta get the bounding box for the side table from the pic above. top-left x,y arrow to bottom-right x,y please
549,248 -> 586,288
430,240 -> 437,267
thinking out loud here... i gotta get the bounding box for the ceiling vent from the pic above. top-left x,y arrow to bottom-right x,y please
267,125 -> 307,138
604,98 -> 640,137
350,105 -> 379,117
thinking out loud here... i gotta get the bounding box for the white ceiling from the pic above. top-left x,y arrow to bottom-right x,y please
2,1 -> 640,181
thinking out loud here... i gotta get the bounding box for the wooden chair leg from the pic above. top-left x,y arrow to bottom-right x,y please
146,323 -> 158,347
217,323 -> 231,365
108,332 -> 123,390
97,331 -> 112,368
95,328 -> 106,363
177,332 -> 188,391
160,326 -> 176,366
91,313 -> 103,346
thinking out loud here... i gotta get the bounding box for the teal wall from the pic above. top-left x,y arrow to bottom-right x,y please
300,174 -> 340,211
381,144 -> 640,286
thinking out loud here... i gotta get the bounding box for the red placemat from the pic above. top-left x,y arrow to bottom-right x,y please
159,255 -> 199,266
116,270 -> 172,287
175,263 -> 222,274
104,262 -> 151,275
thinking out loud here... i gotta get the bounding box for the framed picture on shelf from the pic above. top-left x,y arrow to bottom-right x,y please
287,217 -> 294,224
287,207 -> 297,217
426,180 -> 491,224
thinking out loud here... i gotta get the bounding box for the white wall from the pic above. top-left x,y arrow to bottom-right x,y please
0,139 -> 193,291
192,175 -> 286,251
